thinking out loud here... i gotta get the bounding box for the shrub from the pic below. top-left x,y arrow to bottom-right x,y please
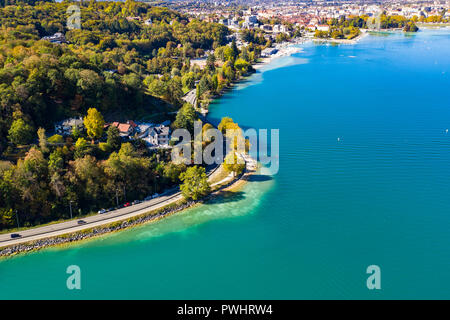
99,142 -> 111,153
48,134 -> 64,144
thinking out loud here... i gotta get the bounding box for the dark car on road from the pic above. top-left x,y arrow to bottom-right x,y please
77,220 -> 87,225
10,233 -> 21,239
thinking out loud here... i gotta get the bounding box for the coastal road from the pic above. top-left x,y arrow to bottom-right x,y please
182,88 -> 197,106
0,164 -> 224,248
0,190 -> 184,248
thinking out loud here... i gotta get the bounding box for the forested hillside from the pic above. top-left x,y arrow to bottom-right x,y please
0,0 -> 233,229
0,0 -> 228,153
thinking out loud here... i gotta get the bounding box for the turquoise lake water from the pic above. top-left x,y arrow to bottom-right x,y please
1,29 -> 450,299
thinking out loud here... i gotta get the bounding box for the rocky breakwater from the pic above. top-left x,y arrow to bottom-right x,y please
0,200 -> 196,257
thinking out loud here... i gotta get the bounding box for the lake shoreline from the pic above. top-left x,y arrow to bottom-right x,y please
0,32 -> 367,258
0,163 -> 256,258
0,34 -> 326,258
3,28 -> 450,299
253,38 -> 308,70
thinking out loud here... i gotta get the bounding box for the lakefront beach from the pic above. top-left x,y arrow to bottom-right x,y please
254,31 -> 370,70
254,38 -> 308,69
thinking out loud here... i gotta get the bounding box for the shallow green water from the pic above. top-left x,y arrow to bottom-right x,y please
1,29 -> 450,299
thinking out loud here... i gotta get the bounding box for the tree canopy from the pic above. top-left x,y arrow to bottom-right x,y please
179,166 -> 210,200
84,107 -> 105,140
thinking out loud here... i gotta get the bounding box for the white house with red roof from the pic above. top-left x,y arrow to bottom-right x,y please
107,120 -> 138,138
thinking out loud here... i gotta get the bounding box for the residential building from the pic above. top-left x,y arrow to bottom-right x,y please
55,117 -> 84,136
136,122 -> 171,147
108,120 -> 137,138
42,32 -> 66,44
317,25 -> 330,32
147,126 -> 170,146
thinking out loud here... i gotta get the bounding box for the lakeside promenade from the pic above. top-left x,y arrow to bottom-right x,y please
0,155 -> 255,252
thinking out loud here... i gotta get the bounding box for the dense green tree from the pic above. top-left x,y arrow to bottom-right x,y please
37,127 -> 49,154
48,149 -> 64,174
179,166 -> 210,200
48,134 -> 64,144
174,103 -> 197,133
404,22 -> 419,32
181,72 -> 195,89
0,208 -> 15,229
234,58 -> 251,74
166,76 -> 183,105
197,75 -> 210,97
223,152 -> 245,177
107,125 -> 121,151
8,118 -> 34,145
13,147 -> 51,220
206,53 -> 216,71
74,137 -> 89,159
230,39 -> 239,60
218,117 -> 234,134
163,162 -> 186,184
68,155 -> 105,206
83,107 -> 105,140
